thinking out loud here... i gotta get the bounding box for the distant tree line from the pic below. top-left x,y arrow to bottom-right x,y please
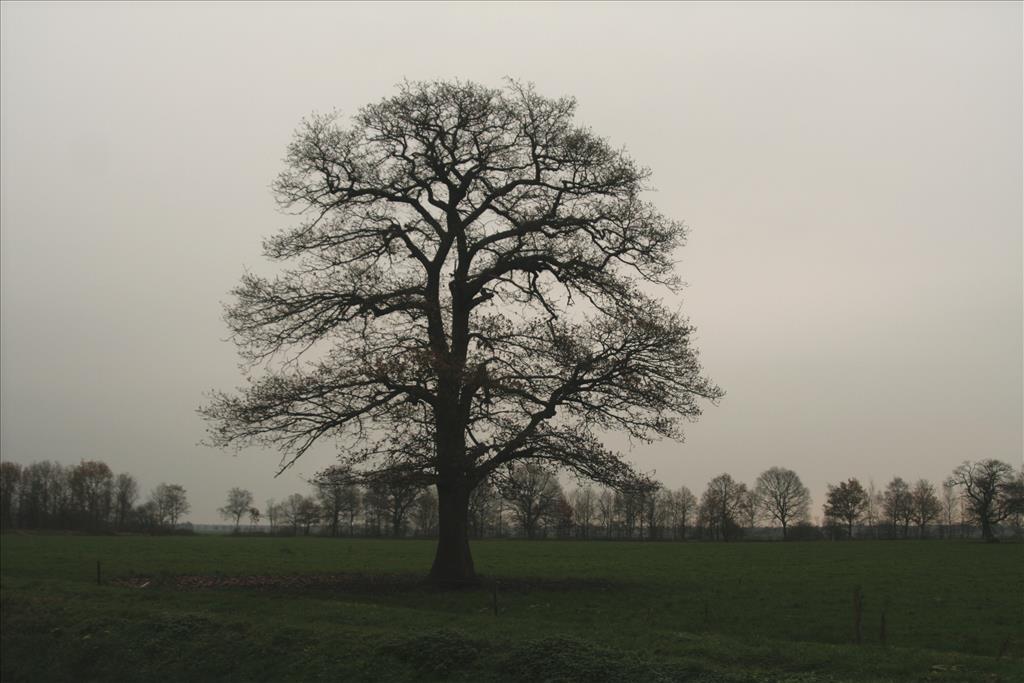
0,460 -> 189,533
824,459 -> 1023,543
224,460 -> 1024,542
2,458 -> 1020,541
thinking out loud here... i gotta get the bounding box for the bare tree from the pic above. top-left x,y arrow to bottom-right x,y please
468,479 -> 499,538
500,462 -> 563,539
636,483 -> 666,540
940,480 -> 959,539
823,479 -> 868,540
650,487 -> 675,540
754,467 -> 810,540
0,461 -> 22,529
571,486 -> 596,539
133,500 -> 161,532
698,474 -> 747,541
908,479 -> 941,538
315,466 -> 361,536
667,486 -> 696,540
596,488 -> 615,538
69,460 -> 114,530
1008,469 -> 1024,539
368,478 -> 421,538
17,461 -> 71,529
113,473 -> 139,531
200,80 -> 722,584
946,459 -> 1021,542
297,496 -> 321,535
280,493 -> 319,535
247,506 -> 261,530
614,488 -> 641,539
863,479 -> 883,540
882,477 -> 913,538
411,487 -> 439,536
150,483 -> 190,529
219,487 -> 254,532
552,491 -> 576,538
739,489 -> 759,533
265,498 -> 281,534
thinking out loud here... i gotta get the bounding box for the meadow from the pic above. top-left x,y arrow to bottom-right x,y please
1,535 -> 1021,682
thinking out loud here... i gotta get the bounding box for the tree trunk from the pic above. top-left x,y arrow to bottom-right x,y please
429,479 -> 476,586
392,510 -> 402,538
981,516 -> 996,542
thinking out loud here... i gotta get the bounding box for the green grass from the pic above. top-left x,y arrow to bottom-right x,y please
2,535 -> 1022,681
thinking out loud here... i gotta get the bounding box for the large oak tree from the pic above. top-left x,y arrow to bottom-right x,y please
202,80 -> 722,584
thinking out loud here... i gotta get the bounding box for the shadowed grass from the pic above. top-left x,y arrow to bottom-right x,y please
2,535 -> 1021,681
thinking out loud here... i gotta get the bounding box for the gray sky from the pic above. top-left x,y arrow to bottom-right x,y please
2,1 -> 1021,523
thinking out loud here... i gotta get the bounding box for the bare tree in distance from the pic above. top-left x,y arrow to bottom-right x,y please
281,493 -> 319,535
113,473 -> 139,531
946,459 -> 1021,542
369,477 -> 422,538
699,473 -> 748,541
1008,469 -> 1024,538
219,487 -> 254,532
265,498 -> 280,534
69,460 -> 114,530
668,486 -> 697,540
500,462 -> 563,539
863,480 -> 882,540
754,467 -> 810,540
596,488 -> 615,538
315,465 -> 362,537
200,80 -> 722,584
571,485 -> 596,539
882,477 -> 913,538
940,480 -> 959,539
0,461 -> 20,529
151,483 -> 190,529
248,506 -> 261,530
909,479 -> 941,539
411,487 -> 439,536
824,479 -> 868,540
468,479 -> 499,538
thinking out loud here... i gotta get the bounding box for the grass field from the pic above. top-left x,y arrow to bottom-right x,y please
2,535 -> 1021,682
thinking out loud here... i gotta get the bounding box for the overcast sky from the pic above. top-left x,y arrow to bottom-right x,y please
2,1 -> 1020,524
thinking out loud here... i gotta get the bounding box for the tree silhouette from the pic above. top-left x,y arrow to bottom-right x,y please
824,479 -> 868,540
219,487 -> 254,532
699,473 -> 747,541
151,483 -> 189,529
909,479 -> 941,539
499,462 -> 563,539
946,459 -> 1020,542
754,467 -> 810,540
201,80 -> 721,584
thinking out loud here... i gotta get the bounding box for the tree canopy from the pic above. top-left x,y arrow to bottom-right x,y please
201,80 -> 722,582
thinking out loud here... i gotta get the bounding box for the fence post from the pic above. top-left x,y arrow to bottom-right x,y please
96,560 -> 101,586
492,580 -> 499,616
